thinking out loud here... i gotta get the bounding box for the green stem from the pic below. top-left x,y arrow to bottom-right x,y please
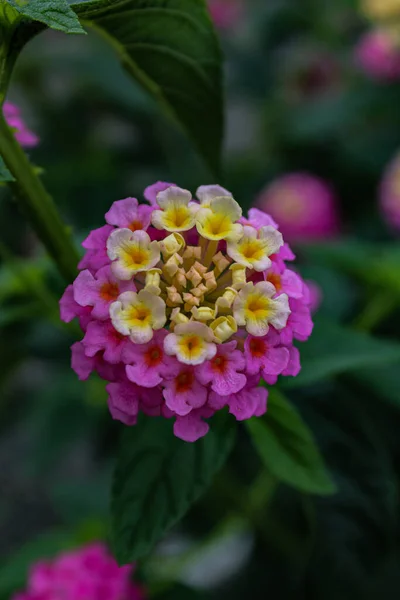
0,111 -> 79,282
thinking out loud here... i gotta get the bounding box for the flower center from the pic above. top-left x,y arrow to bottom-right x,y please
100,282 -> 120,302
178,335 -> 203,361
240,239 -> 264,260
266,273 -> 282,291
123,246 -> 149,268
124,305 -> 152,327
176,371 -> 194,392
246,295 -> 271,318
165,206 -> 192,229
145,346 -> 162,366
129,220 -> 143,232
207,214 -> 231,236
249,338 -> 267,357
211,355 -> 227,372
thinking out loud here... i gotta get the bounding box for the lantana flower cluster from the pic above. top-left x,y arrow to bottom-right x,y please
13,543 -> 145,600
3,102 -> 39,148
61,183 -> 313,442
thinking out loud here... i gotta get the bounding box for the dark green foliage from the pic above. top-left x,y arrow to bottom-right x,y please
6,0 -> 85,34
73,0 -> 223,174
246,390 -> 336,495
111,414 -> 236,563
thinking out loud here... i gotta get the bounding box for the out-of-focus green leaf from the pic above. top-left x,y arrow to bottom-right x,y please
351,365 -> 400,409
0,155 -> 15,182
72,0 -> 223,174
6,0 -> 86,34
111,413 -> 236,564
0,531 -> 74,597
246,390 -> 336,496
282,318 -> 400,388
0,262 -> 48,303
301,241 -> 400,296
0,302 -> 42,328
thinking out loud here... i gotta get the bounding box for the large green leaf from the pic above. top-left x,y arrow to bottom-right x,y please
246,390 -> 336,496
111,413 -> 236,564
72,0 -> 223,173
282,318 -> 400,389
6,0 -> 85,34
0,155 -> 15,181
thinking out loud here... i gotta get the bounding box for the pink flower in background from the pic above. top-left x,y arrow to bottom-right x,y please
12,542 -> 145,600
207,0 -> 242,30
3,102 -> 39,148
355,30 -> 400,81
61,183 -> 313,442
256,173 -> 340,243
305,280 -> 323,314
380,151 -> 400,230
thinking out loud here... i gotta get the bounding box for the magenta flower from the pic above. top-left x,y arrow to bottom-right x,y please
209,380 -> 268,421
207,0 -> 242,30
244,331 -> 290,379
74,265 -> 136,320
61,183 -> 313,441
305,280 -> 323,314
105,197 -> 154,231
124,330 -> 180,388
163,368 -> 208,416
3,101 -> 39,148
196,340 -> 246,396
82,320 -> 130,364
144,181 -> 176,205
380,150 -> 400,231
60,285 -> 92,330
355,29 -> 400,82
256,173 -> 340,243
107,380 -> 163,425
12,542 -> 145,600
79,225 -> 114,272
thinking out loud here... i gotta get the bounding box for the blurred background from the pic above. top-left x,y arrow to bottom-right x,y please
1,0 -> 400,598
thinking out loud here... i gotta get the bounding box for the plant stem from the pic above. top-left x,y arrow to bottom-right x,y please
0,111 -> 79,282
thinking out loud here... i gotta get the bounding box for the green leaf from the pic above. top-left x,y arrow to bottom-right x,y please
0,302 -> 42,327
6,0 -> 86,34
0,531 -> 74,597
351,365 -> 400,409
282,318 -> 400,389
0,154 -> 15,181
111,413 -> 236,564
72,0 -> 223,174
246,390 -> 336,496
301,240 -> 400,297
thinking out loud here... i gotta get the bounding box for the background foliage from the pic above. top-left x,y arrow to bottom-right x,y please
1,0 -> 400,598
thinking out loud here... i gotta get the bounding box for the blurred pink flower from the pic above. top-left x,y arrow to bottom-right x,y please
305,280 -> 323,314
3,102 -> 39,148
256,173 -> 340,243
12,542 -> 145,600
380,151 -> 400,230
355,30 -> 400,81
207,0 -> 242,30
